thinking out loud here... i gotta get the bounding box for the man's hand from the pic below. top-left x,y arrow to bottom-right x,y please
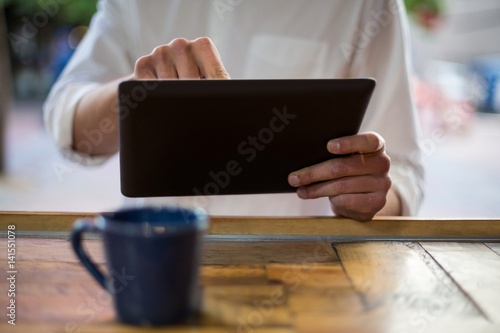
134,37 -> 230,79
288,132 -> 395,221
73,37 -> 229,155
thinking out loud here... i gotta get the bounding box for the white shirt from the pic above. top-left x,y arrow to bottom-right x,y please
43,0 -> 424,216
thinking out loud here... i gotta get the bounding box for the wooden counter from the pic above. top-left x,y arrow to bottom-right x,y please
1,212 -> 500,332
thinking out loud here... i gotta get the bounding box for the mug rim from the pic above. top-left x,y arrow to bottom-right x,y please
95,206 -> 209,237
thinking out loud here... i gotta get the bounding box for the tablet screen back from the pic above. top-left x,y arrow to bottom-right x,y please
119,79 -> 375,197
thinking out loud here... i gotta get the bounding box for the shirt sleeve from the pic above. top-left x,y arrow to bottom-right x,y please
348,0 -> 425,215
43,0 -> 133,165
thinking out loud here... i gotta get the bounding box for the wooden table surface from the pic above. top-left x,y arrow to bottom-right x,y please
1,212 -> 500,333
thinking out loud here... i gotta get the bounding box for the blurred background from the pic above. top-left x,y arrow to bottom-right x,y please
0,0 -> 499,216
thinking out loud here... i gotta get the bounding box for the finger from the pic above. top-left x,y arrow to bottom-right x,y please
330,192 -> 387,222
166,38 -> 202,79
150,45 -> 178,79
327,131 -> 385,155
288,153 -> 390,187
297,175 -> 391,200
332,206 -> 375,222
190,37 -> 230,79
174,55 -> 203,79
134,55 -> 157,79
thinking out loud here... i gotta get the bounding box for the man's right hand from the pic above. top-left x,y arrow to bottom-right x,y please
134,37 -> 230,80
73,37 -> 229,156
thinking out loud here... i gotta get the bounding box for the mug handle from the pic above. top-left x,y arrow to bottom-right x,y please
71,218 -> 107,290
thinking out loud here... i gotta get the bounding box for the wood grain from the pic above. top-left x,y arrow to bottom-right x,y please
209,217 -> 500,237
203,240 -> 338,265
333,242 -> 491,331
2,211 -> 500,238
0,211 -> 97,231
485,243 -> 500,256
421,242 -> 500,324
0,237 -> 338,267
0,260 -> 106,284
266,264 -> 350,288
0,238 -> 105,263
202,285 -> 290,327
288,287 -> 367,333
201,265 -> 269,286
3,216 -> 500,333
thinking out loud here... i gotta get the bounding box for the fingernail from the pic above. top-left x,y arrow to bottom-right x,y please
289,174 -> 300,187
328,141 -> 340,153
297,187 -> 307,199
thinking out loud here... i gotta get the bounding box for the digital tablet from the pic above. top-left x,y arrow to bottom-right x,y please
118,79 -> 375,197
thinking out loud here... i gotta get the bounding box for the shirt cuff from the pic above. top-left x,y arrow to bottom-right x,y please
389,157 -> 425,216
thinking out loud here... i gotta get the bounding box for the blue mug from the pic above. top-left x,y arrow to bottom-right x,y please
71,206 -> 209,326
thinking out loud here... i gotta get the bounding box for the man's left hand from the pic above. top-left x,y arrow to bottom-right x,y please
288,132 -> 392,221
